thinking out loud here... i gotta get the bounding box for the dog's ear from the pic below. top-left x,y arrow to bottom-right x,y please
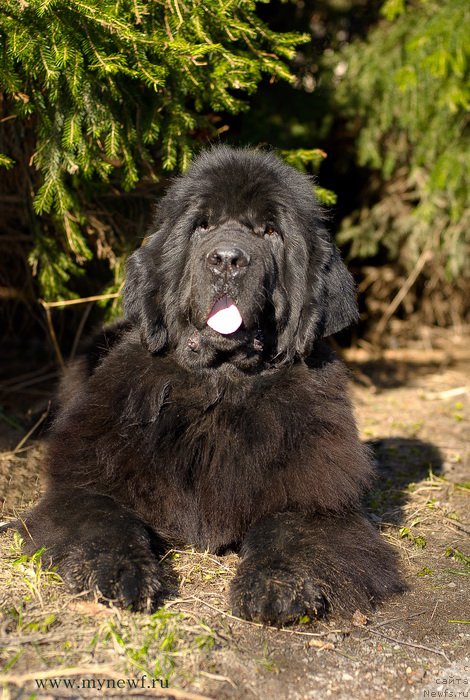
122,246 -> 168,354
320,244 -> 358,337
296,241 -> 358,357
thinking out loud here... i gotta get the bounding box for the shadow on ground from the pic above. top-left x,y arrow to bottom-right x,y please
365,437 -> 443,525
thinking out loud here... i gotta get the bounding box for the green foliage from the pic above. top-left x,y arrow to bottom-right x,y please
10,532 -> 62,603
0,152 -> 14,168
399,526 -> 426,549
103,609 -> 216,679
445,547 -> 470,570
280,148 -> 337,205
0,0 -> 307,299
332,0 -> 469,283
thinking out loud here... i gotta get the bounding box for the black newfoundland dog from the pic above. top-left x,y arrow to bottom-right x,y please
20,147 -> 402,624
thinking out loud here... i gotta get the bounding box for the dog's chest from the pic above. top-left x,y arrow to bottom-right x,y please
117,369 -> 315,548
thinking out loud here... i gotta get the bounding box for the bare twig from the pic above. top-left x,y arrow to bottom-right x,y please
375,249 -> 433,336
369,610 -> 426,629
13,404 -> 50,454
70,302 -> 93,360
38,291 -> 121,366
0,370 -> 59,393
0,633 -> 68,646
39,300 -> 65,368
0,364 -> 55,390
162,548 -> 233,572
188,597 -> 339,638
442,519 -> 470,536
199,671 -> 236,689
0,286 -> 30,301
42,292 -> 119,309
367,628 -> 451,663
422,386 -> 468,401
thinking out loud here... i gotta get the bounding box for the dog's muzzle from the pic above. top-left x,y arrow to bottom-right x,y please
206,246 -> 250,278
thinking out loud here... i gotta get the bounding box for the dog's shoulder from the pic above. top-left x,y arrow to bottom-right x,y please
56,319 -> 135,409
80,319 -> 134,374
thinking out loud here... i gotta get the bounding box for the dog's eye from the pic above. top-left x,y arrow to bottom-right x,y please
264,225 -> 276,237
195,219 -> 209,232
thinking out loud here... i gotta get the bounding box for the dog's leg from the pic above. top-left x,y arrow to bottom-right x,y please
19,487 -> 166,611
230,511 -> 403,625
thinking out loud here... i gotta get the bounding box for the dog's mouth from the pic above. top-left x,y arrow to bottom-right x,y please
206,295 -> 243,335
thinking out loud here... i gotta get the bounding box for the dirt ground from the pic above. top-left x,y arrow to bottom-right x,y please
0,331 -> 469,700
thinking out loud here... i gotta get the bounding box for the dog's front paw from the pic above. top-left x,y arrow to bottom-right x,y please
59,540 -> 163,612
230,564 -> 328,626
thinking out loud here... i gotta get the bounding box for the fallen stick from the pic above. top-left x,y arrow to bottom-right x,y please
375,249 -> 432,337
367,628 -> 451,663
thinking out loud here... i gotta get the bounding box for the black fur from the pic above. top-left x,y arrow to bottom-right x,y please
20,147 -> 402,621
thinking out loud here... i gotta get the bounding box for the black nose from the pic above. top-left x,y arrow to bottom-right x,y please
206,246 -> 250,275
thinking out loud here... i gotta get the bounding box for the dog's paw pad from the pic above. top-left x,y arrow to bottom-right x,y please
230,567 -> 328,626
61,547 -> 162,612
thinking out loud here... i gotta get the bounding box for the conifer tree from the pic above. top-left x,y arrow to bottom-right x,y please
332,0 -> 469,289
0,0 -> 307,299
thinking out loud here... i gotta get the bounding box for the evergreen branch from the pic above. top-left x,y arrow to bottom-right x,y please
0,0 -> 307,299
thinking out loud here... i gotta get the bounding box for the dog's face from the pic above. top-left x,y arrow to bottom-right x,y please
124,147 -> 358,369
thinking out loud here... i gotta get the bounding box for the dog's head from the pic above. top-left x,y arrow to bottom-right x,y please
123,146 -> 358,369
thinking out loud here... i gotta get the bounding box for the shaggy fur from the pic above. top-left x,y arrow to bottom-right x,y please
21,147 -> 402,623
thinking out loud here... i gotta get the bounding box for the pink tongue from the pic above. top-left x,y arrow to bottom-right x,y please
207,296 -> 243,335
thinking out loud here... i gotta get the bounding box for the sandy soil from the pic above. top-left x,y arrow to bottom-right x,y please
0,337 -> 468,699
